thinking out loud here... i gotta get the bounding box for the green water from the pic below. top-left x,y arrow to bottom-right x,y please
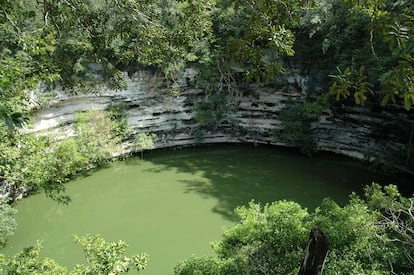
1,144 -> 385,274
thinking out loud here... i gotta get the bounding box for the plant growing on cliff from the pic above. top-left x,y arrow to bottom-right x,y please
108,103 -> 130,139
50,109 -> 122,199
0,125 -> 64,200
0,109 -> 123,202
195,90 -> 230,130
329,66 -> 372,105
73,109 -> 121,166
279,94 -> 329,156
134,132 -> 156,159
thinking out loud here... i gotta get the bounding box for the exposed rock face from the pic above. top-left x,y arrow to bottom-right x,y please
315,105 -> 413,168
28,70 -> 414,173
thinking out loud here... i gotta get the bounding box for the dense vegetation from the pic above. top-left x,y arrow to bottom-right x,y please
0,108 -> 125,202
1,0 -> 414,273
1,0 -> 413,196
0,200 -> 16,248
0,234 -> 148,274
175,184 -> 414,274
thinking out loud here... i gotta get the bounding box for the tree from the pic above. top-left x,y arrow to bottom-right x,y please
0,108 -> 125,203
305,0 -> 414,108
364,183 -> 414,269
73,109 -> 121,166
0,235 -> 148,274
71,234 -> 149,274
37,0 -> 214,86
328,65 -> 373,106
0,0 -> 215,128
134,132 -> 156,159
0,242 -> 67,274
175,200 -> 310,274
0,200 -> 16,248
310,197 -> 391,273
279,94 -> 329,155
175,184 -> 414,274
0,126 -> 65,201
207,0 -> 313,82
0,0 -> 60,127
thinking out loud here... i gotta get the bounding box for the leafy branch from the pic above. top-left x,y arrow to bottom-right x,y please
329,66 -> 372,105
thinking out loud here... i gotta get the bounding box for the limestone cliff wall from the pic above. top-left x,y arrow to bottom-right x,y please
28,70 -> 414,173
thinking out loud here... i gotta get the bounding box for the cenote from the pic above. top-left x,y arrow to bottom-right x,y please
0,144 -> 399,274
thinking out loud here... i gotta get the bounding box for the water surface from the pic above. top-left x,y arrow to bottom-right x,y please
1,144 -> 386,274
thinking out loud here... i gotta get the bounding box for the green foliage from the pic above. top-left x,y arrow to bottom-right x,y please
0,200 -> 16,249
218,200 -> 309,274
0,125 -> 64,200
187,0 -> 313,102
54,138 -> 89,179
329,66 -> 372,105
329,67 -> 353,101
42,0 -> 214,83
0,109 -> 123,202
364,183 -> 414,269
174,256 -> 239,275
0,0 -> 60,127
0,235 -> 148,274
108,103 -> 130,139
296,0 -> 414,108
354,66 -> 373,105
381,59 -> 414,110
279,94 -> 329,155
51,109 -> 122,200
73,109 -> 121,166
72,234 -> 149,274
0,242 -> 67,274
195,90 -> 230,130
210,0 -> 312,81
311,197 -> 392,273
175,184 -> 414,274
134,132 -> 156,158
0,0 -> 215,126
176,200 -> 309,275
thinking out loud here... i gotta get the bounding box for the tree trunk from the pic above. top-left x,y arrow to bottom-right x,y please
298,227 -> 329,275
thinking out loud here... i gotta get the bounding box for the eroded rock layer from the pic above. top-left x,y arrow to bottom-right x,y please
29,70 -> 414,173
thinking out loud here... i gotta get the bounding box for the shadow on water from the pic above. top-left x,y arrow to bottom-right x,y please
141,143 -> 387,222
3,143 -> 412,275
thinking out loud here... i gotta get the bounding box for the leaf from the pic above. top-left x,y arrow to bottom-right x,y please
354,93 -> 361,105
404,95 -> 411,110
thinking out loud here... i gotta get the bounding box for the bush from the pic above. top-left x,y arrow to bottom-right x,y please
134,132 -> 156,158
175,184 -> 414,274
0,200 -> 16,248
0,235 -> 148,274
279,94 -> 329,155
0,109 -> 124,202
